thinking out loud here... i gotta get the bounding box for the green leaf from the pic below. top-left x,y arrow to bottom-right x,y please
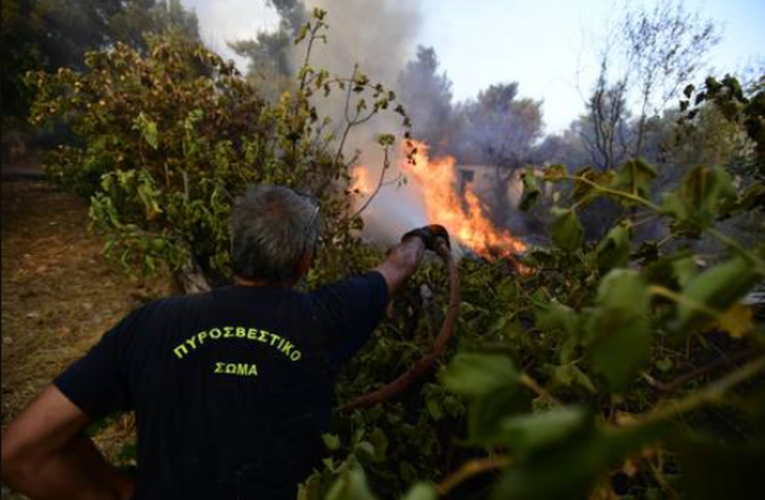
322,433 -> 341,451
133,112 -> 159,149
645,252 -> 696,290
662,166 -> 738,230
367,428 -> 388,462
467,386 -> 530,446
571,167 -> 614,207
594,222 -> 632,274
609,158 -> 657,201
519,166 -> 541,211
491,418 -> 664,500
325,467 -> 378,500
497,407 -> 589,457
542,164 -> 567,181
547,364 -> 597,394
675,255 -> 758,334
535,300 -> 580,337
401,483 -> 438,500
586,270 -> 651,391
442,353 -> 520,398
551,210 -> 584,253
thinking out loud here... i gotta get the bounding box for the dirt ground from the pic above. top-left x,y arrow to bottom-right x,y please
1,178 -> 171,497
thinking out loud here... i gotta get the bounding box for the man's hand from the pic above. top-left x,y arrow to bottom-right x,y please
401,224 -> 451,251
375,225 -> 450,296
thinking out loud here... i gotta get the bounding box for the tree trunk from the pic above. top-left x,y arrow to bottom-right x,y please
172,257 -> 212,295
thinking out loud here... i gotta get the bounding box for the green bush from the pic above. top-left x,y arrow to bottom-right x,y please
29,9 -> 409,285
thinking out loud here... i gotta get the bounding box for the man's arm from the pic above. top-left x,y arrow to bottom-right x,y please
374,236 -> 426,296
1,385 -> 134,500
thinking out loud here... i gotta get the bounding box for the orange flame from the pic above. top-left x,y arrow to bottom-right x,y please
350,165 -> 373,195
402,140 -> 526,258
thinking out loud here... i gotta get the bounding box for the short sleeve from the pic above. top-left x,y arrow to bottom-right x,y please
53,308 -> 144,419
310,271 -> 389,364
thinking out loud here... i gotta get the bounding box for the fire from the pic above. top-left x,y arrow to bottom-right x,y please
350,165 -> 373,195
401,140 -> 526,258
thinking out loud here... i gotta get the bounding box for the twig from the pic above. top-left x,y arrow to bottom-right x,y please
436,455 -> 513,496
636,356 -> 765,425
520,373 -> 562,407
648,285 -> 720,317
656,347 -> 760,396
350,146 -> 390,219
563,175 -> 662,212
707,227 -> 765,275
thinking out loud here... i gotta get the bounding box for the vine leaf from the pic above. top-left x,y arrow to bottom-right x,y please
662,165 -> 738,231
551,210 -> 584,253
519,167 -> 541,211
715,303 -> 754,338
401,483 -> 438,500
571,167 -> 614,207
442,353 -> 520,398
594,222 -> 632,274
497,406 -> 588,456
610,158 -> 657,201
585,270 -> 651,391
674,255 -> 758,334
491,411 -> 661,500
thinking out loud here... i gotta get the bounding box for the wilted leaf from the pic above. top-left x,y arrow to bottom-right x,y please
542,164 -> 567,181
675,255 -> 758,334
572,167 -> 614,207
715,303 -> 754,338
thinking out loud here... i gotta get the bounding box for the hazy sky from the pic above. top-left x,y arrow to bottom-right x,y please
182,0 -> 764,134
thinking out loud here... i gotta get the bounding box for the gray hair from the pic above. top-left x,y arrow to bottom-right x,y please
230,184 -> 320,283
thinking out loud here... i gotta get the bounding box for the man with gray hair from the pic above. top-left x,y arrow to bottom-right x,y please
1,184 -> 449,500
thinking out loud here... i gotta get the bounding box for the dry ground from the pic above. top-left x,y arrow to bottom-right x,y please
1,179 -> 171,497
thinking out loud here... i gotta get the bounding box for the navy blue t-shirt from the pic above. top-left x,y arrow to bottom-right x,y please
54,271 -> 388,500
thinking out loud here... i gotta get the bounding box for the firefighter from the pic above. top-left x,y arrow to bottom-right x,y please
1,184 -> 449,500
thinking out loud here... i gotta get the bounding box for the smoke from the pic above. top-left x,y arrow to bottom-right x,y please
299,0 -> 422,87
292,0 -> 427,244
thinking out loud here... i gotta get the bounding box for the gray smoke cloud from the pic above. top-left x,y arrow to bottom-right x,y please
294,0 -> 427,243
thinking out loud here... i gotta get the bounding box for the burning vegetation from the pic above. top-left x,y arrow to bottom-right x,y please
352,140 -> 526,259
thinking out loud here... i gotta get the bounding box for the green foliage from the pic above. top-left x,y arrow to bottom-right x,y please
682,74 -> 765,174
30,11 -> 409,283
310,76 -> 765,498
586,270 -> 651,391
